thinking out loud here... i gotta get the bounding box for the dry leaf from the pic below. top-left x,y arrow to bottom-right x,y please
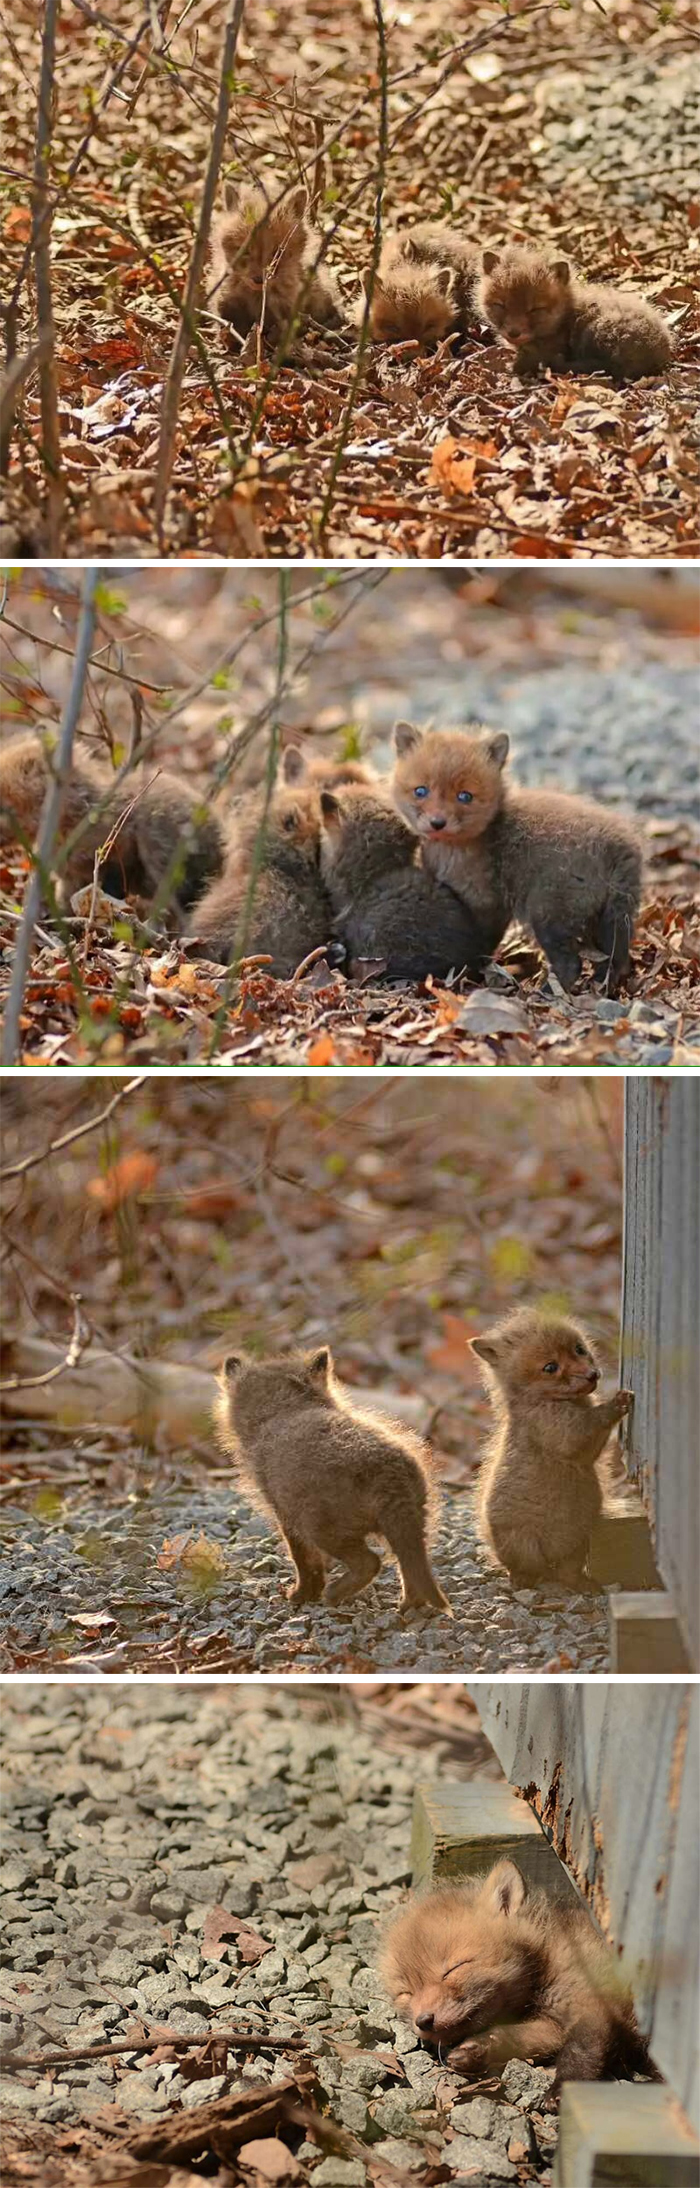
87,1150 -> 157,1209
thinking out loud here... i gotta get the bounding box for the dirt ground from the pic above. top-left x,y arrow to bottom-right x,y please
1,567 -> 698,1068
1,1076 -> 625,1675
2,0 -> 698,560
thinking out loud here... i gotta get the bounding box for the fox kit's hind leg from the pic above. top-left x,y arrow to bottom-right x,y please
381,1504 -> 452,1614
323,1538 -> 382,1605
281,1531 -> 326,1604
531,919 -> 583,992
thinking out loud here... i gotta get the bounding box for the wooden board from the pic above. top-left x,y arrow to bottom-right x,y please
554,2083 -> 700,2187
609,1591 -> 691,1672
411,1779 -> 579,1903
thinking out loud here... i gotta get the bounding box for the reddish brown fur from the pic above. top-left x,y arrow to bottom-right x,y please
281,744 -> 377,791
0,733 -> 224,909
391,722 -> 642,991
478,244 -> 673,381
188,784 -> 332,976
365,225 -> 477,346
210,181 -> 343,344
319,783 -> 488,980
470,1308 -> 633,1583
380,1861 -> 654,2089
215,1344 -> 451,1613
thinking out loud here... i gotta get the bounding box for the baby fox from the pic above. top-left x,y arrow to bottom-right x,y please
478,244 -> 673,381
380,1860 -> 654,2089
0,732 -> 224,909
215,1344 -> 451,1614
319,784 -> 487,980
210,180 -> 343,343
391,721 -> 642,991
188,786 -> 331,977
470,1308 -> 633,1584
281,743 -> 378,791
366,225 -> 479,346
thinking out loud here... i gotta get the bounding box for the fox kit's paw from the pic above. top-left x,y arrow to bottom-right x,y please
447,2036 -> 495,2077
614,1388 -> 634,1419
401,1586 -> 454,1619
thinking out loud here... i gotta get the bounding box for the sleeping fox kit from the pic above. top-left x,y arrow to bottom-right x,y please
319,784 -> 487,980
210,180 -> 343,343
0,732 -> 224,910
478,244 -> 673,381
391,720 -> 642,990
366,225 -> 480,346
188,785 -> 331,977
380,1860 -> 654,2088
215,1344 -> 451,1614
471,1308 -> 633,1583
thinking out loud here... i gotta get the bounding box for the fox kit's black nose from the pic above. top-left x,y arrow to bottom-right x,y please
429,817 -> 447,832
416,2011 -> 435,2031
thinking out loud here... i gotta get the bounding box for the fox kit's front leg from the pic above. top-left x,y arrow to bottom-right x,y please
584,1388 -> 633,1463
449,2014 -> 563,2077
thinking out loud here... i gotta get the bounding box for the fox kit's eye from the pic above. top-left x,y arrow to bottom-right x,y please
575,1343 -> 587,1357
283,812 -> 297,832
413,785 -> 429,800
456,790 -> 473,805
542,1361 -> 559,1375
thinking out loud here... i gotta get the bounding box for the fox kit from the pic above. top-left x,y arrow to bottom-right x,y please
380,1860 -> 654,2089
210,180 -> 343,343
0,733 -> 224,909
188,786 -> 331,977
478,245 -> 673,381
215,1346 -> 451,1613
366,225 -> 479,346
319,784 -> 486,980
470,1308 -> 633,1583
281,743 -> 378,791
391,721 -> 642,991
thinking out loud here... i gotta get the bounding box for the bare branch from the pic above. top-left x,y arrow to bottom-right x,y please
0,332 -> 51,478
1,566 -> 99,1065
153,0 -> 246,541
0,1074 -> 147,1181
32,0 -> 63,548
317,0 -> 388,546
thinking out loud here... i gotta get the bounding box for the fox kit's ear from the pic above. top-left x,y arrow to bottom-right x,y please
551,257 -> 570,283
362,268 -> 384,299
287,184 -> 310,221
484,1861 -> 527,1918
435,266 -> 455,299
282,744 -> 306,785
308,1345 -> 331,1379
485,731 -> 509,770
223,1353 -> 243,1380
393,720 -> 422,756
223,182 -> 238,212
481,248 -> 499,274
470,1334 -> 500,1365
320,789 -> 343,830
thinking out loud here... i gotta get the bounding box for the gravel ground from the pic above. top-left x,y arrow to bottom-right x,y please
0,1685 -> 559,2187
0,1475 -> 610,1676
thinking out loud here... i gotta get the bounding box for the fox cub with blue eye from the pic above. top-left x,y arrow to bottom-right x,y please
470,1308 -> 633,1585
391,721 -> 642,992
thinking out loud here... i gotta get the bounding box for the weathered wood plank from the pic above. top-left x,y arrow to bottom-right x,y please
411,1780 -> 579,1901
476,1686 -> 699,2133
621,1082 -> 700,1669
553,2083 -> 700,2187
589,1497 -> 661,1589
609,1591 -> 691,1672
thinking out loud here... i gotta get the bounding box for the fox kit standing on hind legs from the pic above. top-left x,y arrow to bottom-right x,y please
470,1308 -> 633,1584
214,1345 -> 452,1615
391,720 -> 642,992
380,1859 -> 655,2089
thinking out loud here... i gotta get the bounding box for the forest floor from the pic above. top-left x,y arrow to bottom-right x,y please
1,1076 -> 623,1676
0,1684 -> 560,2188
2,0 -> 698,561
2,568 -> 699,1067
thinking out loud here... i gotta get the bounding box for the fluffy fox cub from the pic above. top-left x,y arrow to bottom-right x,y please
215,1344 -> 451,1614
319,784 -> 487,980
281,744 -> 378,791
188,786 -> 331,977
366,224 -> 480,346
210,180 -> 343,342
470,1308 -> 633,1583
380,1861 -> 655,2089
0,733 -> 224,909
478,244 -> 673,381
391,721 -> 642,991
